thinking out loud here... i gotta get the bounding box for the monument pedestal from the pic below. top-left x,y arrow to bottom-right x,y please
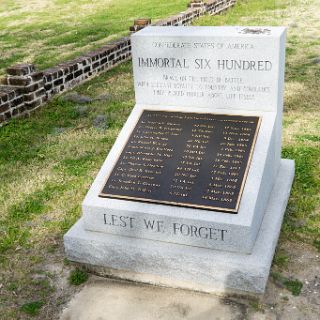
64,26 -> 293,295
64,159 -> 294,294
81,105 -> 280,254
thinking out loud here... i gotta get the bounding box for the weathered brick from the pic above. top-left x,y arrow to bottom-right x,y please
0,114 -> 5,122
100,45 -> 116,55
15,87 -> 25,96
154,19 -> 168,26
116,37 -> 130,48
24,92 -> 35,102
18,105 -> 26,114
72,57 -> 85,66
44,68 -> 60,80
57,64 -> 69,74
65,73 -> 74,82
23,82 -> 43,93
35,88 -> 46,97
92,62 -> 100,69
84,51 -> 100,62
134,18 -> 151,26
4,111 -> 11,120
7,76 -> 32,86
83,66 -> 91,73
63,61 -> 78,72
99,50 -> 108,59
188,0 -> 205,8
101,57 -> 108,65
80,59 -> 88,67
12,108 -> 19,116
74,70 -> 83,78
25,99 -> 41,110
7,90 -> 16,100
44,74 -> 52,82
12,96 -> 24,107
0,78 -> 8,85
54,78 -> 63,86
0,103 -> 9,113
0,92 -> 8,103
30,72 -> 44,82
0,86 -> 17,100
51,88 -> 60,95
77,57 -> 87,65
44,83 -> 53,91
6,63 -> 35,76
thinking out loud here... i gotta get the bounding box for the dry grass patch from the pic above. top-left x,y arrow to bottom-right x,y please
0,0 -> 189,74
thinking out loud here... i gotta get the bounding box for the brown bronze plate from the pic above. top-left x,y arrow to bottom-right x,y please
100,110 -> 261,213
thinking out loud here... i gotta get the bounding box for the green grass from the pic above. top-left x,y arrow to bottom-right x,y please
295,134 -> 320,143
0,0 -> 189,74
69,268 -> 89,286
0,63 -> 134,256
313,239 -> 320,252
249,299 -> 265,313
20,301 -> 44,316
282,145 -> 320,241
193,0 -> 291,27
0,0 -> 319,318
272,273 -> 303,296
0,63 -> 134,318
273,250 -> 290,269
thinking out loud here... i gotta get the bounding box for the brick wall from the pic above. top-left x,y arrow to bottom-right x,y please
0,0 -> 236,125
0,64 -> 46,121
43,37 -> 131,99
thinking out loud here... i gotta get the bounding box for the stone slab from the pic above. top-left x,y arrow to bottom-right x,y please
132,26 -> 286,113
64,159 -> 295,294
80,26 -> 287,254
60,278 -> 244,320
82,105 -> 278,254
132,26 -> 286,195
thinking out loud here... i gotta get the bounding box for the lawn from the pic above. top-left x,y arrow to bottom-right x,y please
0,0 -> 189,75
0,0 -> 319,319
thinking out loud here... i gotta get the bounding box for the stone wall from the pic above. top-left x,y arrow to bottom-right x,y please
0,0 -> 236,125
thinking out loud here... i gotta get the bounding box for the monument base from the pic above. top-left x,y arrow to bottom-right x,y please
64,159 -> 294,294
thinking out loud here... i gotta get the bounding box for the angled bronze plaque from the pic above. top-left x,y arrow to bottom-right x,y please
100,110 -> 261,213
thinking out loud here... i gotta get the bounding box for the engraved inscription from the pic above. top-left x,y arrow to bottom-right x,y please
102,212 -> 230,243
239,27 -> 271,35
100,110 -> 261,213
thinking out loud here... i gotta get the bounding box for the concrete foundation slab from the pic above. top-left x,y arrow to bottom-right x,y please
60,277 -> 244,320
64,159 -> 294,294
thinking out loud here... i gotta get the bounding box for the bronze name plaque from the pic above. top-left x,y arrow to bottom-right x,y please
100,110 -> 261,213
